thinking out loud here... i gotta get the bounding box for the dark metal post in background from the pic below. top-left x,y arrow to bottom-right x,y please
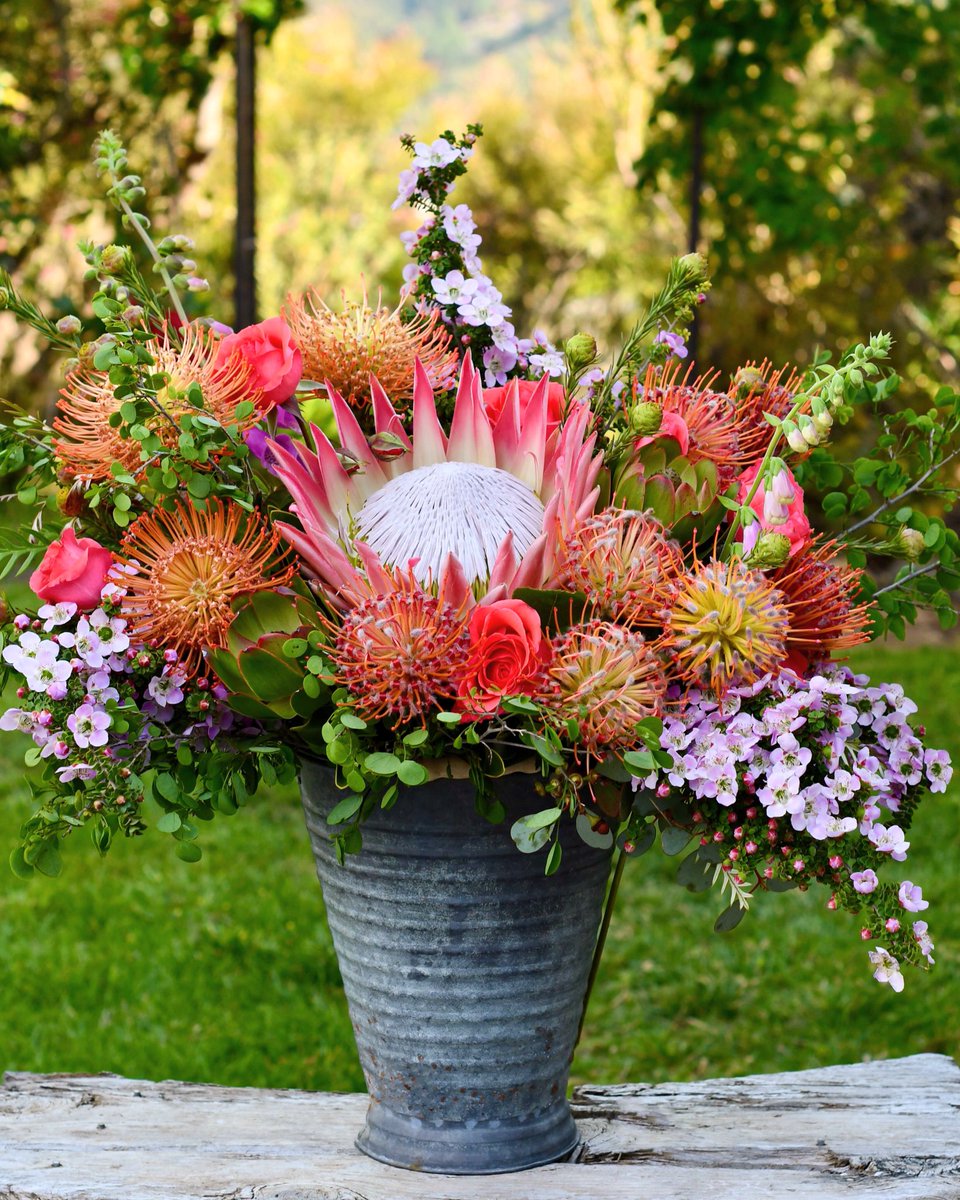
234,12 -> 257,330
687,106 -> 704,364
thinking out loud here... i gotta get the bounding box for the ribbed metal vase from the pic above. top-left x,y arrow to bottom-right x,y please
300,759 -> 612,1175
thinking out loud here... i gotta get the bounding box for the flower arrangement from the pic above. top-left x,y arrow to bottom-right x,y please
0,126 -> 957,994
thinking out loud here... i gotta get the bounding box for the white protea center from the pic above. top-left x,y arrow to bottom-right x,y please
354,461 -> 546,585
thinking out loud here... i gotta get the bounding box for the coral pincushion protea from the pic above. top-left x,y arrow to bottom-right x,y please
632,361 -> 742,486
270,356 -> 603,608
118,499 -> 294,676
664,556 -> 788,694
728,361 -> 806,464
770,538 -> 874,666
559,508 -> 685,627
329,571 -> 470,727
54,324 -> 263,481
548,620 -> 666,755
283,291 -> 459,415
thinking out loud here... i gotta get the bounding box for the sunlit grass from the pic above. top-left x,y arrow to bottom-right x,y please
0,643 -> 955,1091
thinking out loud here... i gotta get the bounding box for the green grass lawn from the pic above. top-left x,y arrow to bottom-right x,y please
0,642 -> 956,1091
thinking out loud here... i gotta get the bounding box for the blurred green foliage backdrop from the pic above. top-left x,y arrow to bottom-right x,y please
3,0 -> 959,406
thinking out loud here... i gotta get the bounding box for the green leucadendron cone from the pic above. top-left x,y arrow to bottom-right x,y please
208,588 -> 329,723
611,432 -> 725,543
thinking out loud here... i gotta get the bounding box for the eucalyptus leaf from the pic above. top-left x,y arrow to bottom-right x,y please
714,903 -> 746,933
326,793 -> 364,825
660,825 -> 692,856
575,813 -> 614,849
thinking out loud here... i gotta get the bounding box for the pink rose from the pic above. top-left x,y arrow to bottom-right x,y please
482,379 -> 566,433
216,316 -> 303,414
736,461 -> 811,557
456,599 -> 552,718
29,528 -> 114,611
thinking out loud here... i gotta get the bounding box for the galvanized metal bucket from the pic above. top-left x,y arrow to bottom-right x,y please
300,759 -> 612,1175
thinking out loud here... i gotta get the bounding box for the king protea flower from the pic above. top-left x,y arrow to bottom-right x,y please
54,324 -> 263,481
269,356 -> 603,610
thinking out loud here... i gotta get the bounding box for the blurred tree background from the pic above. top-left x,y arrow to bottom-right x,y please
2,0 -> 959,399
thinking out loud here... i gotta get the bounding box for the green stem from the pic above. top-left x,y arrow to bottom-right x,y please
575,846 -> 627,1050
114,194 -> 189,326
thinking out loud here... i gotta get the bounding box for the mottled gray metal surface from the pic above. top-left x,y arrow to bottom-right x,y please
300,761 -> 612,1175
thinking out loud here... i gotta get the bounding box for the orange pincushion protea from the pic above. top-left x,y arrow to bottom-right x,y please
558,507 -> 685,627
769,538 -> 873,665
633,361 -> 741,487
548,620 -> 666,756
54,324 -> 263,481
283,291 -> 459,415
728,360 -> 806,464
118,498 -> 294,676
328,571 -> 471,728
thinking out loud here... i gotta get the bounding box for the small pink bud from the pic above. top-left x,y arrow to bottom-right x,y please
691,811 -> 703,823
826,896 -> 837,910
728,849 -> 739,862
163,649 -> 178,664
885,918 -> 901,933
793,859 -> 805,873
713,830 -> 725,843
14,614 -> 30,630
16,687 -> 25,699
733,826 -> 744,840
745,806 -> 758,819
763,867 -> 774,879
860,928 -> 873,940
623,841 -> 636,854
657,783 -> 671,798
828,855 -> 843,869
745,841 -> 758,855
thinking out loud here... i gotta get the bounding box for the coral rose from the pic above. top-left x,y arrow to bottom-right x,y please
29,528 -> 114,610
457,599 -> 552,718
482,378 -> 566,432
736,461 -> 811,557
216,316 -> 303,414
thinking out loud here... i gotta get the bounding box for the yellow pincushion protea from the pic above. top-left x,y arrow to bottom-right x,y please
664,556 -> 789,694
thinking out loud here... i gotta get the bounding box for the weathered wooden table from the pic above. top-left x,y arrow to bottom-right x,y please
1,1054 -> 958,1198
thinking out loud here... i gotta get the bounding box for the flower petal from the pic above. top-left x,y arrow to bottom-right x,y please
412,359 -> 448,469
447,352 -> 496,468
